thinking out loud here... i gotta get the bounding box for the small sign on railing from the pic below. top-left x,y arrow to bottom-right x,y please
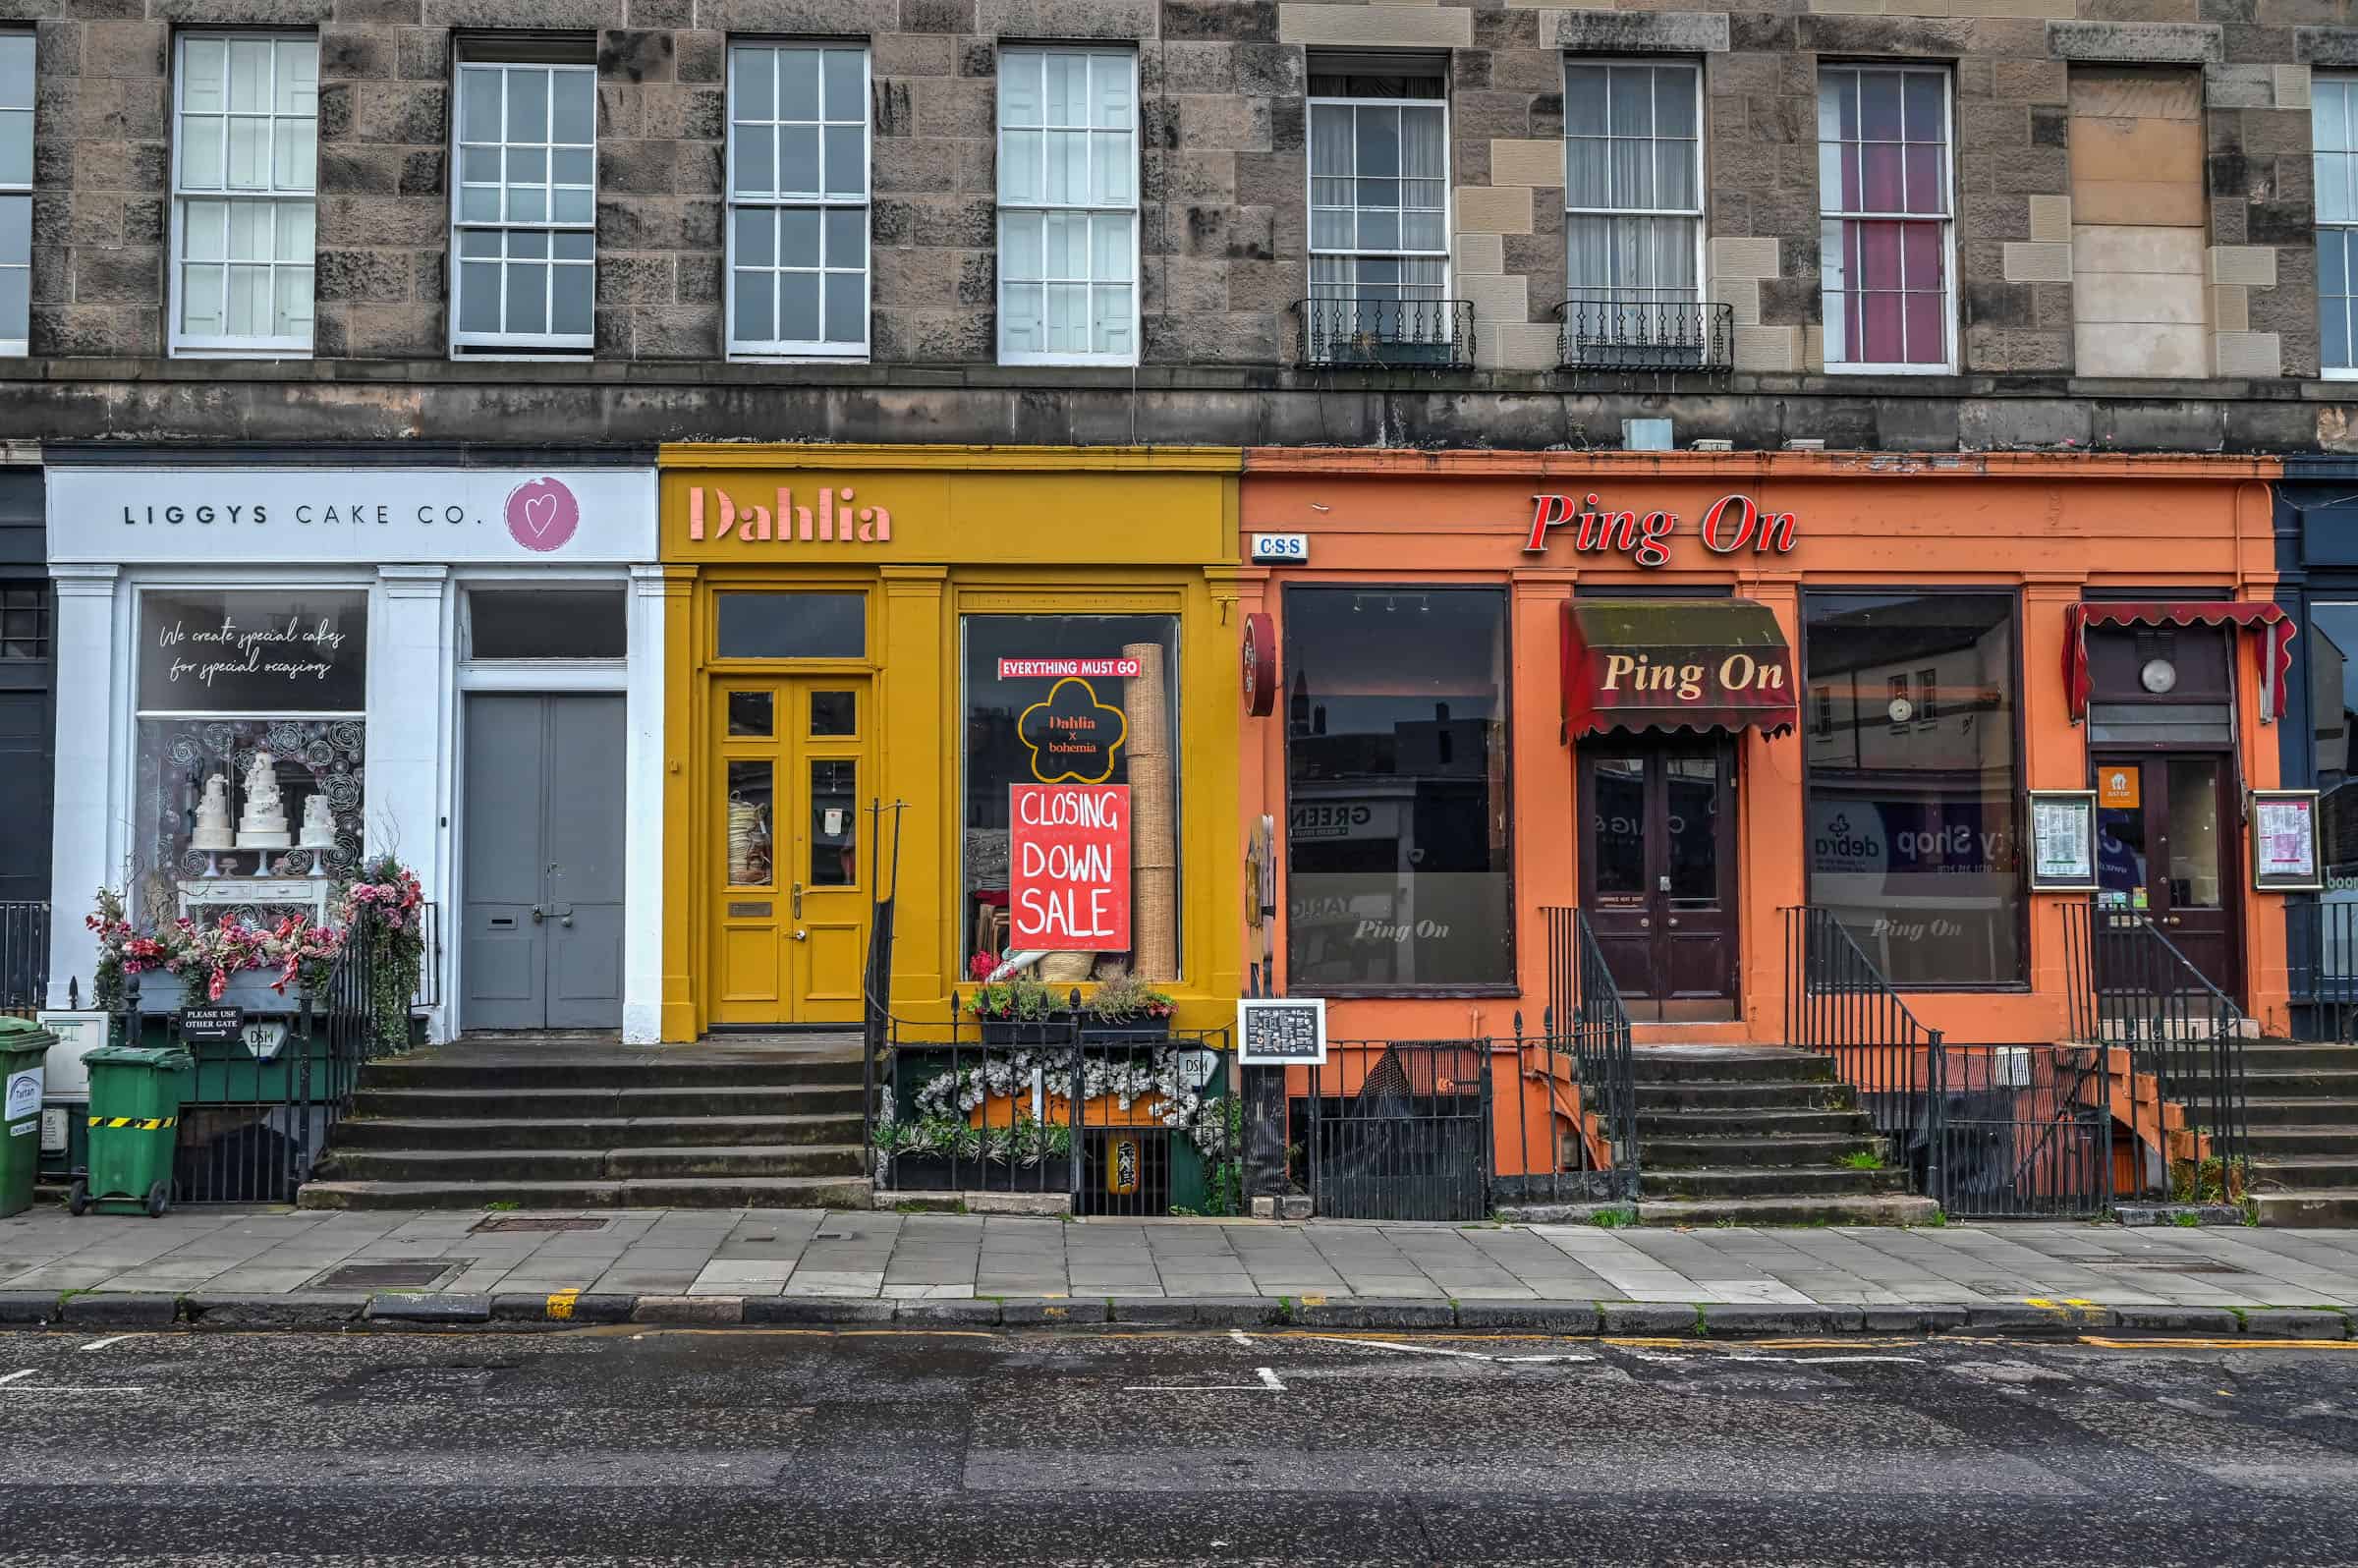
176,1006 -> 245,1044
1237,997 -> 1327,1065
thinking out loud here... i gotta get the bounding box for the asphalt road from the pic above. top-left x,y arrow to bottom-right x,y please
3,1325 -> 2358,1565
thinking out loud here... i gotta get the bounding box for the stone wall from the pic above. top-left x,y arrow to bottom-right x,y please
11,0 -> 2358,390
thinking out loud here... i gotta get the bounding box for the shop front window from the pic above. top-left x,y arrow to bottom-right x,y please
1803,591 -> 2020,985
961,614 -> 1181,982
2312,605 -> 2358,979
133,588 -> 367,921
1283,588 -> 1513,990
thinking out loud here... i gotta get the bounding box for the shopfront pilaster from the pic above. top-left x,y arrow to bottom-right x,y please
370,565 -> 450,916
625,564 -> 671,1043
44,563 -> 120,1008
879,564 -> 949,1012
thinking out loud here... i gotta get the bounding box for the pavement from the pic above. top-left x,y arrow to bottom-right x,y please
5,1328 -> 2358,1563
4,1205 -> 2358,1335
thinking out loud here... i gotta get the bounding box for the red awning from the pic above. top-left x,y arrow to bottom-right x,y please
1560,598 -> 1798,741
2063,600 -> 2295,723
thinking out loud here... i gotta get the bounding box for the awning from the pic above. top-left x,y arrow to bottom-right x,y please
1560,598 -> 1798,741
2063,600 -> 2294,723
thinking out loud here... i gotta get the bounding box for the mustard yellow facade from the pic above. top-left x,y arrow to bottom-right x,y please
658,445 -> 1245,1043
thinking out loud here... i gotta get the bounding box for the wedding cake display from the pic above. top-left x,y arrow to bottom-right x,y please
235,751 -> 292,849
299,794 -> 336,850
191,773 -> 236,852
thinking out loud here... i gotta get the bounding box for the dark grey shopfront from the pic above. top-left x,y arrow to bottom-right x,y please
0,464 -> 49,1008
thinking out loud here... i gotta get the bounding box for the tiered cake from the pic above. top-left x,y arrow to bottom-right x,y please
235,751 -> 291,849
299,794 -> 336,849
191,773 -> 235,852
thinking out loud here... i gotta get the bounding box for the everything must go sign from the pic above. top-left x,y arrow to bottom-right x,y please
1008,784 -> 1132,951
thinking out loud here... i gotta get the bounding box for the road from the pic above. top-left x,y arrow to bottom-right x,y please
2,1326 -> 2357,1564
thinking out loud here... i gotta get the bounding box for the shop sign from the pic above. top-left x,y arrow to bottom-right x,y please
1242,612 -> 1275,718
2098,766 -> 2141,811
1524,491 -> 1799,568
1237,997 -> 1328,1065
2252,790 -> 2324,891
175,1006 -> 245,1044
2029,791 -> 2099,891
48,468 -> 654,565
686,484 -> 893,545
999,658 -> 1140,680
138,589 -> 366,713
1009,784 -> 1132,950
1018,677 -> 1128,785
1250,532 -> 1309,564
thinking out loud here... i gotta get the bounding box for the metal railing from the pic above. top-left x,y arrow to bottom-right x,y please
2061,900 -> 2250,1206
1511,904 -> 1639,1204
410,900 -> 444,1013
1557,293 -> 1734,370
1782,905 -> 1943,1194
0,900 -> 46,1017
1295,297 -> 1474,368
2285,898 -> 2358,1041
1303,1040 -> 1491,1221
1929,1042 -> 2113,1220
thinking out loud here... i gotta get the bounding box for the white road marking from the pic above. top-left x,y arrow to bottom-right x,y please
1629,1348 -> 1923,1367
1120,1383 -> 1282,1393
0,1370 -> 32,1386
1228,1329 -> 1255,1347
79,1335 -> 139,1352
1257,1366 -> 1285,1391
0,1385 -> 148,1394
1307,1335 -> 1598,1366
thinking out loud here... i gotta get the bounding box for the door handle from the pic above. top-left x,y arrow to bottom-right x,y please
792,880 -> 804,919
560,909 -> 575,928
530,905 -> 544,924
1638,918 -> 1651,929
1667,918 -> 1681,927
793,929 -> 809,942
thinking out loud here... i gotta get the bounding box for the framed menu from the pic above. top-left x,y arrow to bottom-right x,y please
2251,790 -> 2324,891
2028,790 -> 2098,891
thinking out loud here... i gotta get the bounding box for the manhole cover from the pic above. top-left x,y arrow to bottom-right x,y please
311,1260 -> 465,1290
472,1215 -> 610,1234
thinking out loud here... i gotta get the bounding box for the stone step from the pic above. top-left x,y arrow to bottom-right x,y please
2244,1125 -> 2358,1155
2252,1188 -> 2358,1228
329,1112 -> 865,1152
2252,1153 -> 2358,1188
294,1175 -> 875,1211
313,1144 -> 867,1184
2240,1067 -> 2358,1097
1640,1133 -> 1883,1170
1630,1080 -> 1862,1113
1642,1163 -> 1910,1201
364,1049 -> 865,1092
2243,1096 -> 2358,1128
1633,1194 -> 1941,1228
351,1084 -> 869,1121
1629,1047 -> 1836,1086
2239,1042 -> 2358,1073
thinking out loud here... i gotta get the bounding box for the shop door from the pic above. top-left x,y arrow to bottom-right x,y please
1578,740 -> 1739,1021
2093,754 -> 2240,997
712,679 -> 870,1025
462,695 -> 626,1031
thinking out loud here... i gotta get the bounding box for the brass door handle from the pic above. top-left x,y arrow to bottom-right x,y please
792,881 -> 804,918
530,906 -> 544,924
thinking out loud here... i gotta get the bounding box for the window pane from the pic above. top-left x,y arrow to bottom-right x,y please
780,48 -> 821,119
510,185 -> 547,223
1003,211 -> 1042,284
1607,66 -> 1651,139
510,228 -> 548,260
551,262 -> 592,335
1000,128 -> 1042,203
1655,68 -> 1696,138
735,269 -> 774,342
735,205 -> 774,267
228,117 -> 270,189
779,269 -> 820,341
1000,50 -> 1041,129
228,38 -> 271,114
1903,71 -> 1944,144
779,126 -> 819,196
1092,132 -> 1133,205
1804,591 -> 2020,985
823,49 -> 864,121
182,116 -> 225,188
823,124 -> 863,197
1565,138 -> 1609,209
715,593 -> 866,659
467,588 -> 627,659
812,691 -> 855,736
1565,65 -> 1608,137
460,67 -> 501,141
734,125 -> 775,195
824,207 -> 866,269
184,38 -> 228,114
183,198 -> 227,261
961,613 -> 1183,976
457,261 -> 498,332
729,691 -> 773,738
0,195 -> 25,263
809,759 -> 857,887
0,265 -> 24,344
1283,588 -> 1512,988
1093,212 -> 1133,282
0,107 -> 28,188
1355,107 -> 1399,178
274,199 -> 313,261
137,589 -> 367,712
275,39 -> 316,116
508,261 -> 547,334
779,207 -> 820,267
507,146 -> 547,185
459,185 -> 499,222
733,47 -> 775,123
823,271 -> 863,342
1859,71 -> 1903,140
2323,152 -> 2354,226
507,68 -> 549,143
553,187 -> 592,224
552,70 -> 593,144
274,118 -> 316,191
726,761 -> 773,886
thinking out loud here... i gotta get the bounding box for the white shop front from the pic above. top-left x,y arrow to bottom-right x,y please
44,458 -> 664,1042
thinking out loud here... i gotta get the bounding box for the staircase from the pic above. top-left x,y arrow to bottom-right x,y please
1632,1045 -> 1937,1225
2243,1038 -> 2358,1227
298,1035 -> 873,1210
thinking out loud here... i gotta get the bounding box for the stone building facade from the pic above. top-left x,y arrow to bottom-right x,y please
12,0 -> 2358,450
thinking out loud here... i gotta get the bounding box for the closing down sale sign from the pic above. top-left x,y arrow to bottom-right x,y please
1010,784 -> 1132,951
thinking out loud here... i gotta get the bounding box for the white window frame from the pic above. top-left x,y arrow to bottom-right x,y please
169,31 -> 319,360
1304,91 -> 1454,315
1817,62 -> 1957,376
0,30 -> 29,357
725,41 -> 871,363
2316,74 -> 2358,380
995,45 -> 1141,368
448,58 -> 598,358
1562,58 -> 1706,311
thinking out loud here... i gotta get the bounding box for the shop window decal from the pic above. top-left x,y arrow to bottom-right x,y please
1018,677 -> 1128,785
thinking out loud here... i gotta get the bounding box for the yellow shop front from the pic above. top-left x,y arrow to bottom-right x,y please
658,446 -> 1245,1042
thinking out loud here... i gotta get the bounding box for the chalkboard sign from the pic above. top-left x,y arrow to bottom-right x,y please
177,1006 -> 245,1044
1237,997 -> 1327,1065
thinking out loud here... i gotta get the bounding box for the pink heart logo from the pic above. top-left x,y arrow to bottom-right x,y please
504,478 -> 580,553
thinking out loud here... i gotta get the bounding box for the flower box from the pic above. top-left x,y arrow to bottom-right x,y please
1081,1017 -> 1172,1043
126,970 -> 301,1017
978,1014 -> 1078,1047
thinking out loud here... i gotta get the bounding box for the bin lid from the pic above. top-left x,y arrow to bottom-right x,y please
0,1015 -> 54,1052
84,1045 -> 195,1070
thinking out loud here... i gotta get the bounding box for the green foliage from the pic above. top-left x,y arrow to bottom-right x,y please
1085,972 -> 1177,1024
1835,1149 -> 1884,1171
964,974 -> 1058,1023
874,1113 -> 1073,1168
2170,1155 -> 2248,1204
1588,1205 -> 1639,1228
2172,1209 -> 2204,1227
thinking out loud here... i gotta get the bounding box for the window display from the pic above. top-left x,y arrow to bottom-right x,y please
133,588 -> 366,922
1803,591 -> 2020,985
962,615 -> 1181,981
1283,588 -> 1513,989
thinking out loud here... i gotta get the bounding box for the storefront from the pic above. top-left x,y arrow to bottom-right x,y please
42,454 -> 664,1040
2270,459 -> 2358,1024
657,445 -> 1243,1041
1238,450 -> 2293,1043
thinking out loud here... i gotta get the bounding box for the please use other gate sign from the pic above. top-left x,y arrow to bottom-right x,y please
1009,783 -> 1132,951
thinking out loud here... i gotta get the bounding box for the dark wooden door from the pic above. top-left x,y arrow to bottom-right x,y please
2092,753 -> 2240,998
1579,741 -> 1739,1020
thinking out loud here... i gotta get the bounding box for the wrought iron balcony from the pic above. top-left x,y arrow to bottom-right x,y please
1296,297 -> 1475,369
1557,293 -> 1733,371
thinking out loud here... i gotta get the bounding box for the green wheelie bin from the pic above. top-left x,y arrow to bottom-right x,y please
72,1045 -> 192,1218
0,1016 -> 54,1220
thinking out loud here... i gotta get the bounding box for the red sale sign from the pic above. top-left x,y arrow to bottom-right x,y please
1009,784 -> 1132,951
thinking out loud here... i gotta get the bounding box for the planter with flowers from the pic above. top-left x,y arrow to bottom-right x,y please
961,954 -> 1075,1046
331,856 -> 427,1055
1080,972 -> 1176,1042
87,886 -> 344,1019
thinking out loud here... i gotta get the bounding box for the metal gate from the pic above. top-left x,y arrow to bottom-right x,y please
1303,1041 -> 1492,1221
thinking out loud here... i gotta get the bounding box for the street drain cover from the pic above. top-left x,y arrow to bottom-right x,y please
472,1215 -> 610,1234
312,1260 -> 464,1290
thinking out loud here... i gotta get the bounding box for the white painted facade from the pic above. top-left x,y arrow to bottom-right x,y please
43,465 -> 665,1043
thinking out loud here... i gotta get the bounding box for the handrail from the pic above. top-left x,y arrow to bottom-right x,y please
1781,905 -> 1944,1192
1556,294 -> 1734,370
1543,905 -> 1641,1201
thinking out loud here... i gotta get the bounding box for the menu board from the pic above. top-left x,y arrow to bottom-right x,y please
1237,997 -> 1327,1065
2252,791 -> 2324,890
2028,791 -> 2097,891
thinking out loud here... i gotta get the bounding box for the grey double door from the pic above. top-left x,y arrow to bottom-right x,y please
463,694 -> 624,1031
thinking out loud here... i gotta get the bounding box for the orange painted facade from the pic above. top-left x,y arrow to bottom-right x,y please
1235,449 -> 2291,1050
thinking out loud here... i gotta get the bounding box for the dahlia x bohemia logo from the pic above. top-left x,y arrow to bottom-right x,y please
1018,678 -> 1127,784
504,476 -> 581,553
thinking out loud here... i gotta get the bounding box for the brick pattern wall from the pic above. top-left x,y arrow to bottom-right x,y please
14,0 -> 2357,379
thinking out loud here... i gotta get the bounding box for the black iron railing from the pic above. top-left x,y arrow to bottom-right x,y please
1296,297 -> 1474,368
1929,1042 -> 2113,1220
1512,904 -> 1639,1204
2284,898 -> 2358,1041
0,900 -> 46,1017
1557,293 -> 1733,370
1782,906 -> 1943,1193
1303,1040 -> 1492,1221
2061,900 -> 2250,1206
410,900 -> 443,1013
